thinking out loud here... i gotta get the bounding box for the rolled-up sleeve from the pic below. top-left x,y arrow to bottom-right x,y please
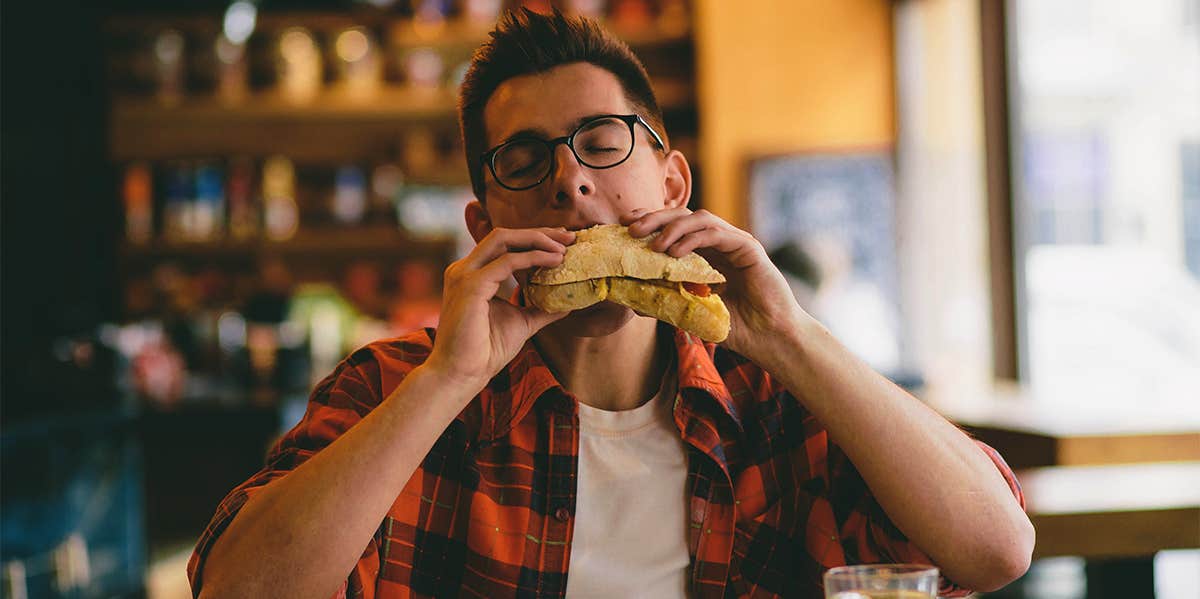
186,353 -> 388,598
825,437 -> 1025,598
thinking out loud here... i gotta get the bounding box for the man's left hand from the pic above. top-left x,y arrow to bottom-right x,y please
620,207 -> 807,361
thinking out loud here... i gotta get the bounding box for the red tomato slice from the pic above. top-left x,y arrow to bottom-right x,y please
681,282 -> 711,297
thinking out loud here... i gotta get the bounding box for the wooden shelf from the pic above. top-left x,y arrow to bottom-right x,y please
110,87 -> 457,162
119,226 -> 456,262
104,13 -> 690,52
110,80 -> 692,161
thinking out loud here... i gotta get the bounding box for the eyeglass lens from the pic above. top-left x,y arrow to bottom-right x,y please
492,117 -> 634,189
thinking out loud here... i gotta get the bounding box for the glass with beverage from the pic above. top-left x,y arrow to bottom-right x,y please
823,564 -> 939,599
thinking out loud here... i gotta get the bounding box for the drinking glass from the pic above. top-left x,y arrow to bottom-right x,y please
823,564 -> 939,599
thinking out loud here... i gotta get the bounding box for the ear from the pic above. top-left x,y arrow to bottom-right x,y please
464,200 -> 493,244
662,149 -> 692,210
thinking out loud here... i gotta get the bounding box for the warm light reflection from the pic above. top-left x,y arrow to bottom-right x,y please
278,27 -> 322,102
280,28 -> 318,63
335,28 -> 370,63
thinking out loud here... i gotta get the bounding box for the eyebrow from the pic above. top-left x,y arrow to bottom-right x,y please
499,113 -> 613,144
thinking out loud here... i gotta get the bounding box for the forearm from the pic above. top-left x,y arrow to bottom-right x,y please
199,365 -> 481,599
760,317 -> 1033,591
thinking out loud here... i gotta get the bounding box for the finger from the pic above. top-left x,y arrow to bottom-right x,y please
520,303 -> 573,333
626,207 -> 692,238
542,227 -> 577,246
665,227 -> 726,257
464,228 -> 572,270
475,250 -> 566,284
649,211 -> 720,251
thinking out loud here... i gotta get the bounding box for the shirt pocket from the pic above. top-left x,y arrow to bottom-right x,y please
729,491 -> 825,598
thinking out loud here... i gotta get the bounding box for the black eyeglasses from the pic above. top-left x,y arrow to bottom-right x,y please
481,114 -> 667,191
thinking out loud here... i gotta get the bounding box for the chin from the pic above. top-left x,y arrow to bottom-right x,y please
543,302 -> 637,337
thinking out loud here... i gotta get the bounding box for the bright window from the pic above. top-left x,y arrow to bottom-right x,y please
1010,0 -> 1200,405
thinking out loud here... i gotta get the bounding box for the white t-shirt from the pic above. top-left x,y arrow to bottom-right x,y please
564,367 -> 691,598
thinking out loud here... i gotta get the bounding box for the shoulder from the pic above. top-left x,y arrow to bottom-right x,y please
318,328 -> 438,404
709,343 -> 813,423
711,344 -> 775,394
350,327 -> 437,369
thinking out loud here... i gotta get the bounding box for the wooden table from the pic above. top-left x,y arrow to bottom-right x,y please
944,392 -> 1200,468
1018,462 -> 1200,559
941,392 -> 1200,597
1009,461 -> 1200,598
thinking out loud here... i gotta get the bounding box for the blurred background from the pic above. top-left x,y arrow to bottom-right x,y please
1,0 -> 1197,597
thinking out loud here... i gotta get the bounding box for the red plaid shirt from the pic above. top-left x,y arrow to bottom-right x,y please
189,326 -> 1023,598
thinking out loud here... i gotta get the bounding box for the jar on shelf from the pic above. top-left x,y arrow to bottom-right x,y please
276,27 -> 323,103
333,26 -> 383,98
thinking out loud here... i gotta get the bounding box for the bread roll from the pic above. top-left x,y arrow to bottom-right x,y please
530,224 -> 726,286
525,224 -> 731,342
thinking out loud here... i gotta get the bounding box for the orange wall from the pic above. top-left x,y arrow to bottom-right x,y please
693,0 -> 896,226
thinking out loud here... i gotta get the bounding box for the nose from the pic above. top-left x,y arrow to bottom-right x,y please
547,141 -> 593,208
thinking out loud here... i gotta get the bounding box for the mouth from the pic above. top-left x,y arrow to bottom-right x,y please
564,221 -> 609,232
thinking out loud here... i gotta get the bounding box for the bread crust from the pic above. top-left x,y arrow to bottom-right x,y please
525,224 -> 731,342
529,224 -> 726,285
524,278 -> 608,312
607,278 -> 730,342
524,277 -> 731,343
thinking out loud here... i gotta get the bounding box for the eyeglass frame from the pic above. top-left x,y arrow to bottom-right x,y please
480,114 -> 668,192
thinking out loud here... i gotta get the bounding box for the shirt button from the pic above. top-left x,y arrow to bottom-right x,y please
554,506 -> 571,522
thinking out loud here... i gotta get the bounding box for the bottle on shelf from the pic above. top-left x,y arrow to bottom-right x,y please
193,162 -> 226,241
214,34 -> 250,103
153,29 -> 186,105
123,162 -> 154,245
276,27 -> 323,103
226,156 -> 259,241
371,160 -> 406,224
333,26 -> 383,98
162,161 -> 193,242
331,165 -> 369,225
262,156 -> 300,241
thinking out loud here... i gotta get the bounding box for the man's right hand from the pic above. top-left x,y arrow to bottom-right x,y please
425,226 -> 576,388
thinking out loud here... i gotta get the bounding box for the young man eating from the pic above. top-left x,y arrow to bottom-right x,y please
190,9 -> 1033,598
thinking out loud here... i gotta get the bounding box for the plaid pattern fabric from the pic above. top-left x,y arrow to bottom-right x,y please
189,326 -> 1023,598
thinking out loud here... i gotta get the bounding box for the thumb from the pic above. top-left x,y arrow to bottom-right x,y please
521,304 -> 572,333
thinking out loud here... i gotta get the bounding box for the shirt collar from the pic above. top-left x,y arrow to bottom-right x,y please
473,324 -> 745,444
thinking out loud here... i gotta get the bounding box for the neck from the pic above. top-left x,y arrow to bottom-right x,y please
533,315 -> 671,412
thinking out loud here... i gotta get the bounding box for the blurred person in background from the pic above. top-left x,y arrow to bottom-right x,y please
772,235 -> 903,377
188,9 -> 1032,598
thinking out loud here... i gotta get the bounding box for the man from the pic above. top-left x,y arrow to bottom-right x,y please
190,9 -> 1033,598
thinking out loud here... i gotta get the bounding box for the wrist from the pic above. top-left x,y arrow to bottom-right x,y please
405,362 -> 486,408
754,312 -> 827,377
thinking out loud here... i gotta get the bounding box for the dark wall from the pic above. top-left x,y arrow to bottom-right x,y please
1,1 -> 118,420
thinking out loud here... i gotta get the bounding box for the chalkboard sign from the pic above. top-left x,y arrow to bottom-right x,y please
747,150 -> 912,381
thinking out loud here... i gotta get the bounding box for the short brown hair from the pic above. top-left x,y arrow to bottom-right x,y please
457,8 -> 667,202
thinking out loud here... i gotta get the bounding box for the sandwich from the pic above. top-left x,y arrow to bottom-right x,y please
524,224 -> 731,342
